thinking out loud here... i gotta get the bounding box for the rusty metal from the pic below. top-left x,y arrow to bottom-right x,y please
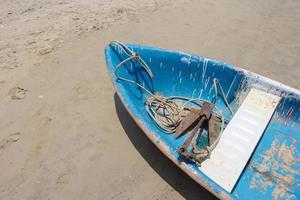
175,107 -> 202,138
200,101 -> 214,119
178,102 -> 213,157
178,117 -> 206,156
208,116 -> 221,146
175,102 -> 213,138
187,115 -> 221,164
195,126 -> 204,145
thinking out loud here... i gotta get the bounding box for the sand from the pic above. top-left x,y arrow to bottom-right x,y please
0,0 -> 299,199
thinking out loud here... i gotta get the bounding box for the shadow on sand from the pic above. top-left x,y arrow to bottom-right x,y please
114,93 -> 217,200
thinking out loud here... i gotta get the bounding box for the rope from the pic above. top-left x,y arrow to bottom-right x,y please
109,41 -> 232,163
213,78 -> 234,116
112,41 -> 154,96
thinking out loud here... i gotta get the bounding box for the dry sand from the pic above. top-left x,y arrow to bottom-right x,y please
0,0 -> 299,199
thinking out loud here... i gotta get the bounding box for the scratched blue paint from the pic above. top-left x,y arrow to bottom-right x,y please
105,44 -> 300,199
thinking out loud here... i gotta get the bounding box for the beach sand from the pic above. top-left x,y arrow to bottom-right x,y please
0,0 -> 299,199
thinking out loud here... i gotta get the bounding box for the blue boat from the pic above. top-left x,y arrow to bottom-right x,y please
105,41 -> 300,200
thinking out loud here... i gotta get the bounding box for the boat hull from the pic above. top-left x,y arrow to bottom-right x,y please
105,43 -> 300,200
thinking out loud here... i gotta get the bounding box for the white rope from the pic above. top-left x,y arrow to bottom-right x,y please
213,78 -> 234,116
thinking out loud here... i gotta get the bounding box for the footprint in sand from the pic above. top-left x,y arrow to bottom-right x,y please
0,132 -> 21,150
56,172 -> 72,185
8,87 -> 27,100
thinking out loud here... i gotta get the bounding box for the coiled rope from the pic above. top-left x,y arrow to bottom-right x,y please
109,41 -> 233,162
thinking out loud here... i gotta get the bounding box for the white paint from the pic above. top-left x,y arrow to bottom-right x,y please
199,88 -> 281,192
208,85 -> 214,96
202,58 -> 208,84
199,89 -> 203,98
226,74 -> 238,98
204,76 -> 210,90
181,56 -> 191,64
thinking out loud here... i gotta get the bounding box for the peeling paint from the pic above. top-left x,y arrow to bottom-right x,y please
250,138 -> 300,200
